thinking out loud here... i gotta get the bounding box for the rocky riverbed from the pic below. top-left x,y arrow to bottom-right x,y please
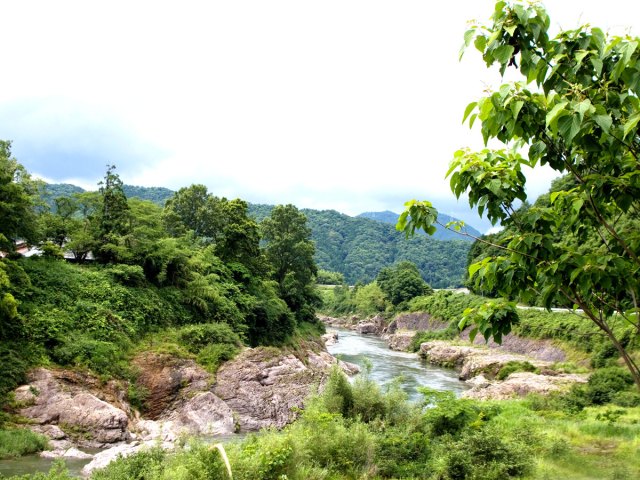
320,313 -> 589,401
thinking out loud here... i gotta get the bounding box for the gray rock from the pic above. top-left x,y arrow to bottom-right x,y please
356,315 -> 386,335
463,372 -> 588,400
16,369 -> 129,448
321,331 -> 339,346
40,447 -> 93,459
213,347 -> 331,431
81,441 -> 174,476
168,392 -> 235,436
386,332 -> 415,352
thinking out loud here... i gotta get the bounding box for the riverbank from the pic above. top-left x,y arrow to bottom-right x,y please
319,313 -> 589,401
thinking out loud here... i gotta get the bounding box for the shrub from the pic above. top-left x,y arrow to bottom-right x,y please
436,428 -> 534,480
0,428 -> 49,459
321,367 -> 354,418
586,367 -> 634,405
611,390 -> 640,407
175,322 -> 242,354
496,361 -> 538,380
196,343 -> 239,374
104,264 -> 146,287
51,332 -> 130,377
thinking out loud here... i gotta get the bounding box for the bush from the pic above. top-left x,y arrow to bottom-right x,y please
496,361 -> 538,380
175,322 -> 242,354
104,264 -> 146,287
196,343 -> 239,373
436,428 -> 533,480
586,367 -> 634,405
611,390 -> 640,407
51,332 -> 130,377
0,428 -> 49,459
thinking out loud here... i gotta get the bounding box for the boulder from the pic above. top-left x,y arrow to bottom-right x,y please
213,347 -> 331,431
16,369 -> 129,448
40,447 -> 93,460
81,441 -> 175,476
321,331 -> 339,346
356,315 -> 386,335
386,332 -> 415,352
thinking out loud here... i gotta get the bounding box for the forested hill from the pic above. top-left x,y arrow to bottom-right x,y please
250,205 -> 469,288
43,184 -> 469,288
357,210 -> 482,241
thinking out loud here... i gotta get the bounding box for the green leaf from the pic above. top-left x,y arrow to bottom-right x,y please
623,111 -> 640,137
494,44 -> 515,66
593,114 -> 612,133
463,102 -> 478,124
545,101 -> 569,131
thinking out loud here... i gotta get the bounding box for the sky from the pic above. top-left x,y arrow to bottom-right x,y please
2,1 -> 640,233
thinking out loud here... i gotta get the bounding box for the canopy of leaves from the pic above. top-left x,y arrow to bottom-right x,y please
399,1 -> 640,389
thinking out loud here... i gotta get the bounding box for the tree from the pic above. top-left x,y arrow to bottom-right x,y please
261,204 -> 319,322
96,165 -> 131,263
376,261 -> 432,307
0,140 -> 42,251
398,1 -> 640,389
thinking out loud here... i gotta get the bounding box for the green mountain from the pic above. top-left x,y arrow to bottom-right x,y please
357,210 -> 481,241
250,205 -> 468,288
42,184 -> 469,288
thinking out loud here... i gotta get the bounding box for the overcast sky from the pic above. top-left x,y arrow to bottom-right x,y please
2,1 -> 639,233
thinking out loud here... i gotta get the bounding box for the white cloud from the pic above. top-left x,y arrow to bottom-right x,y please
2,0 -> 639,231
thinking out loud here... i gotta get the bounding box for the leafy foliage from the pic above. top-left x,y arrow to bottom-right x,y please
399,0 -> 640,389
376,261 -> 433,307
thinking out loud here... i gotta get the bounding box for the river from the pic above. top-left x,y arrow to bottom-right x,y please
327,328 -> 468,401
0,330 -> 465,478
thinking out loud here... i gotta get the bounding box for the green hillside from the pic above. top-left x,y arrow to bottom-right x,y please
42,185 -> 469,288
250,205 -> 469,288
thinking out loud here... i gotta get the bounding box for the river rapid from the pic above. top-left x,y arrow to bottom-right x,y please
327,328 -> 468,401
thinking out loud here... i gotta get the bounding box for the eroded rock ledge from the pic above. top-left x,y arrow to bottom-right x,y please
419,340 -> 587,400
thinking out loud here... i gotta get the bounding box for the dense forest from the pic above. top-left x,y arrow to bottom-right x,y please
45,184 -> 472,288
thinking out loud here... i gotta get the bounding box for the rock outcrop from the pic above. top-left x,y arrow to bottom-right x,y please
461,331 -> 566,362
386,331 -> 415,351
14,369 -> 130,448
213,347 -> 334,431
463,372 -> 588,400
419,340 -> 587,400
385,312 -> 447,334
419,341 -> 551,380
356,315 -> 386,335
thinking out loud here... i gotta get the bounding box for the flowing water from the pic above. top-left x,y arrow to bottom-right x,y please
0,330 -> 465,477
327,328 -> 468,401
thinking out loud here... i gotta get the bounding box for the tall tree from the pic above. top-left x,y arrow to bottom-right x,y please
0,140 -> 42,251
96,165 -> 131,263
261,204 -> 319,322
398,1 -> 640,389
